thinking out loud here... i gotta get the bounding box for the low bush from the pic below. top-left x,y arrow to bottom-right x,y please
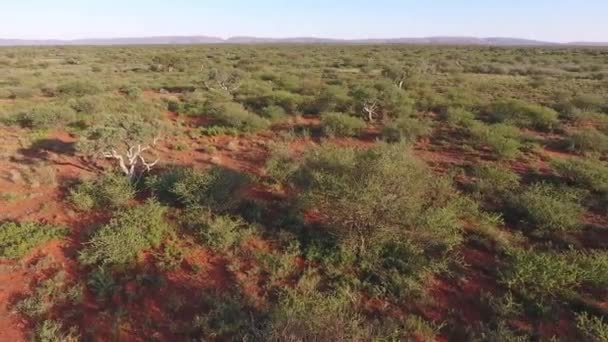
58,81 -> 100,97
469,122 -> 523,160
565,129 -> 608,155
10,104 -> 77,129
320,112 -> 366,137
147,166 -> 249,211
295,143 -> 464,255
261,105 -> 287,121
118,85 -> 142,99
441,107 -> 476,127
190,213 -> 255,251
501,249 -> 608,302
68,173 -> 135,211
571,94 -> 606,112
576,312 -> 608,342
381,116 -> 432,143
491,100 -> 559,131
471,163 -> 520,205
199,125 -> 240,136
192,292 -> 256,340
264,144 -> 299,185
0,222 -> 68,259
552,158 -> 608,194
69,95 -> 103,114
511,182 -> 584,232
210,102 -> 270,133
79,200 -> 169,267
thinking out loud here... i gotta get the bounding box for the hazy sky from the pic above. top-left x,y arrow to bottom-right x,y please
1,0 -> 607,42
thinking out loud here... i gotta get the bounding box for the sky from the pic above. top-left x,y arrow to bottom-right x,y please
1,0 -> 607,42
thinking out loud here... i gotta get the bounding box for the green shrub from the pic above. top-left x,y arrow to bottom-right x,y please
565,129 -> 608,155
571,94 -> 606,112
576,312 -> 608,342
501,249 -> 608,302
261,105 -> 287,121
5,86 -> 36,99
69,95 -> 102,114
10,105 -> 77,129
552,158 -> 608,193
34,320 -> 80,342
192,292 -> 256,340
511,183 -> 583,232
0,222 -> 68,259
441,107 -> 476,127
147,166 -> 249,211
321,112 -> 366,137
269,90 -> 303,114
469,122 -> 523,160
471,163 -> 520,205
381,116 -> 432,143
79,200 -> 169,267
58,81 -> 100,97
68,173 -> 135,210
491,100 -> 559,131
296,143 -> 463,253
199,125 -> 240,136
265,145 -> 299,184
263,277 -> 415,340
118,85 -> 141,99
210,102 -> 270,133
191,213 -> 255,251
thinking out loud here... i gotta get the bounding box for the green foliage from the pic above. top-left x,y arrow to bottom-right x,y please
199,125 -> 240,136
9,105 -> 77,129
576,312 -> 608,342
79,200 -> 169,267
565,129 -> 608,155
261,105 -> 287,121
0,222 -> 67,259
118,85 -> 142,99
491,99 -> 559,130
471,163 -> 520,205
87,266 -> 116,301
192,292 -> 255,340
58,80 -> 100,97
552,157 -> 608,194
210,102 -> 270,133
511,182 -> 584,232
77,112 -> 165,156
501,249 -> 608,302
295,143 -> 464,253
34,320 -> 80,342
190,212 -> 255,251
263,275 -> 419,340
469,122 -> 523,159
68,173 -> 135,210
264,144 -> 299,184
381,116 -> 432,143
441,107 -> 476,127
320,112 -> 366,137
147,166 -> 249,211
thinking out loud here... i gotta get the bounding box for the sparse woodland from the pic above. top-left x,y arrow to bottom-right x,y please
0,44 -> 607,341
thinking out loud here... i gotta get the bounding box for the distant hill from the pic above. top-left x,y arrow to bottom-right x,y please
0,36 -> 606,47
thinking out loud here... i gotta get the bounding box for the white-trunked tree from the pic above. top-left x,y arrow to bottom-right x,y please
78,113 -> 165,181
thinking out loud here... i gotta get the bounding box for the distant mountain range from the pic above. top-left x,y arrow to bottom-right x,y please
0,36 -> 606,46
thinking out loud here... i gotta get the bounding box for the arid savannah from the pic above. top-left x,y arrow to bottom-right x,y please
0,44 -> 608,341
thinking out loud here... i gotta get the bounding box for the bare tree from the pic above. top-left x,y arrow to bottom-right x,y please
202,69 -> 241,93
102,141 -> 159,181
78,113 -> 164,182
363,101 -> 379,122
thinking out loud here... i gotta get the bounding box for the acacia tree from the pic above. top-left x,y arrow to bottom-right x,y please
202,68 -> 243,94
78,114 -> 164,181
